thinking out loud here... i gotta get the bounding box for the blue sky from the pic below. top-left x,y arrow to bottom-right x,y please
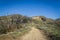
0,0 -> 60,19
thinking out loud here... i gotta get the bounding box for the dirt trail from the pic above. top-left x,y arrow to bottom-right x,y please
21,27 -> 48,40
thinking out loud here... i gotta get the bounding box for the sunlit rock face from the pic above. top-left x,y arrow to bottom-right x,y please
32,16 -> 46,21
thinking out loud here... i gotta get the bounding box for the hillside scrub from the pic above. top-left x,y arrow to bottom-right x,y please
0,14 -> 60,40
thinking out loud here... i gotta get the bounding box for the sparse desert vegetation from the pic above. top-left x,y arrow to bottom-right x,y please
0,14 -> 60,40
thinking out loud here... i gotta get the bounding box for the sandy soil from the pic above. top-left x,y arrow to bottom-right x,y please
0,27 -> 48,40
21,27 -> 48,40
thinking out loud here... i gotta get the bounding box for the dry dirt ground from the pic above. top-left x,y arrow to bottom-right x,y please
0,27 -> 49,40
21,27 -> 48,40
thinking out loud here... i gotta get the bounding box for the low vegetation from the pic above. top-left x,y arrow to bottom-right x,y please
0,14 -> 60,40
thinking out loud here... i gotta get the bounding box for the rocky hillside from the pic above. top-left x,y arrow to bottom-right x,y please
0,14 -> 32,34
0,14 -> 60,40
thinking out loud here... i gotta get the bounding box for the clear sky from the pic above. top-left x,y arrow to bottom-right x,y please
0,0 -> 60,19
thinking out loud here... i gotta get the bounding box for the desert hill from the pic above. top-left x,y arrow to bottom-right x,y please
0,14 -> 60,40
